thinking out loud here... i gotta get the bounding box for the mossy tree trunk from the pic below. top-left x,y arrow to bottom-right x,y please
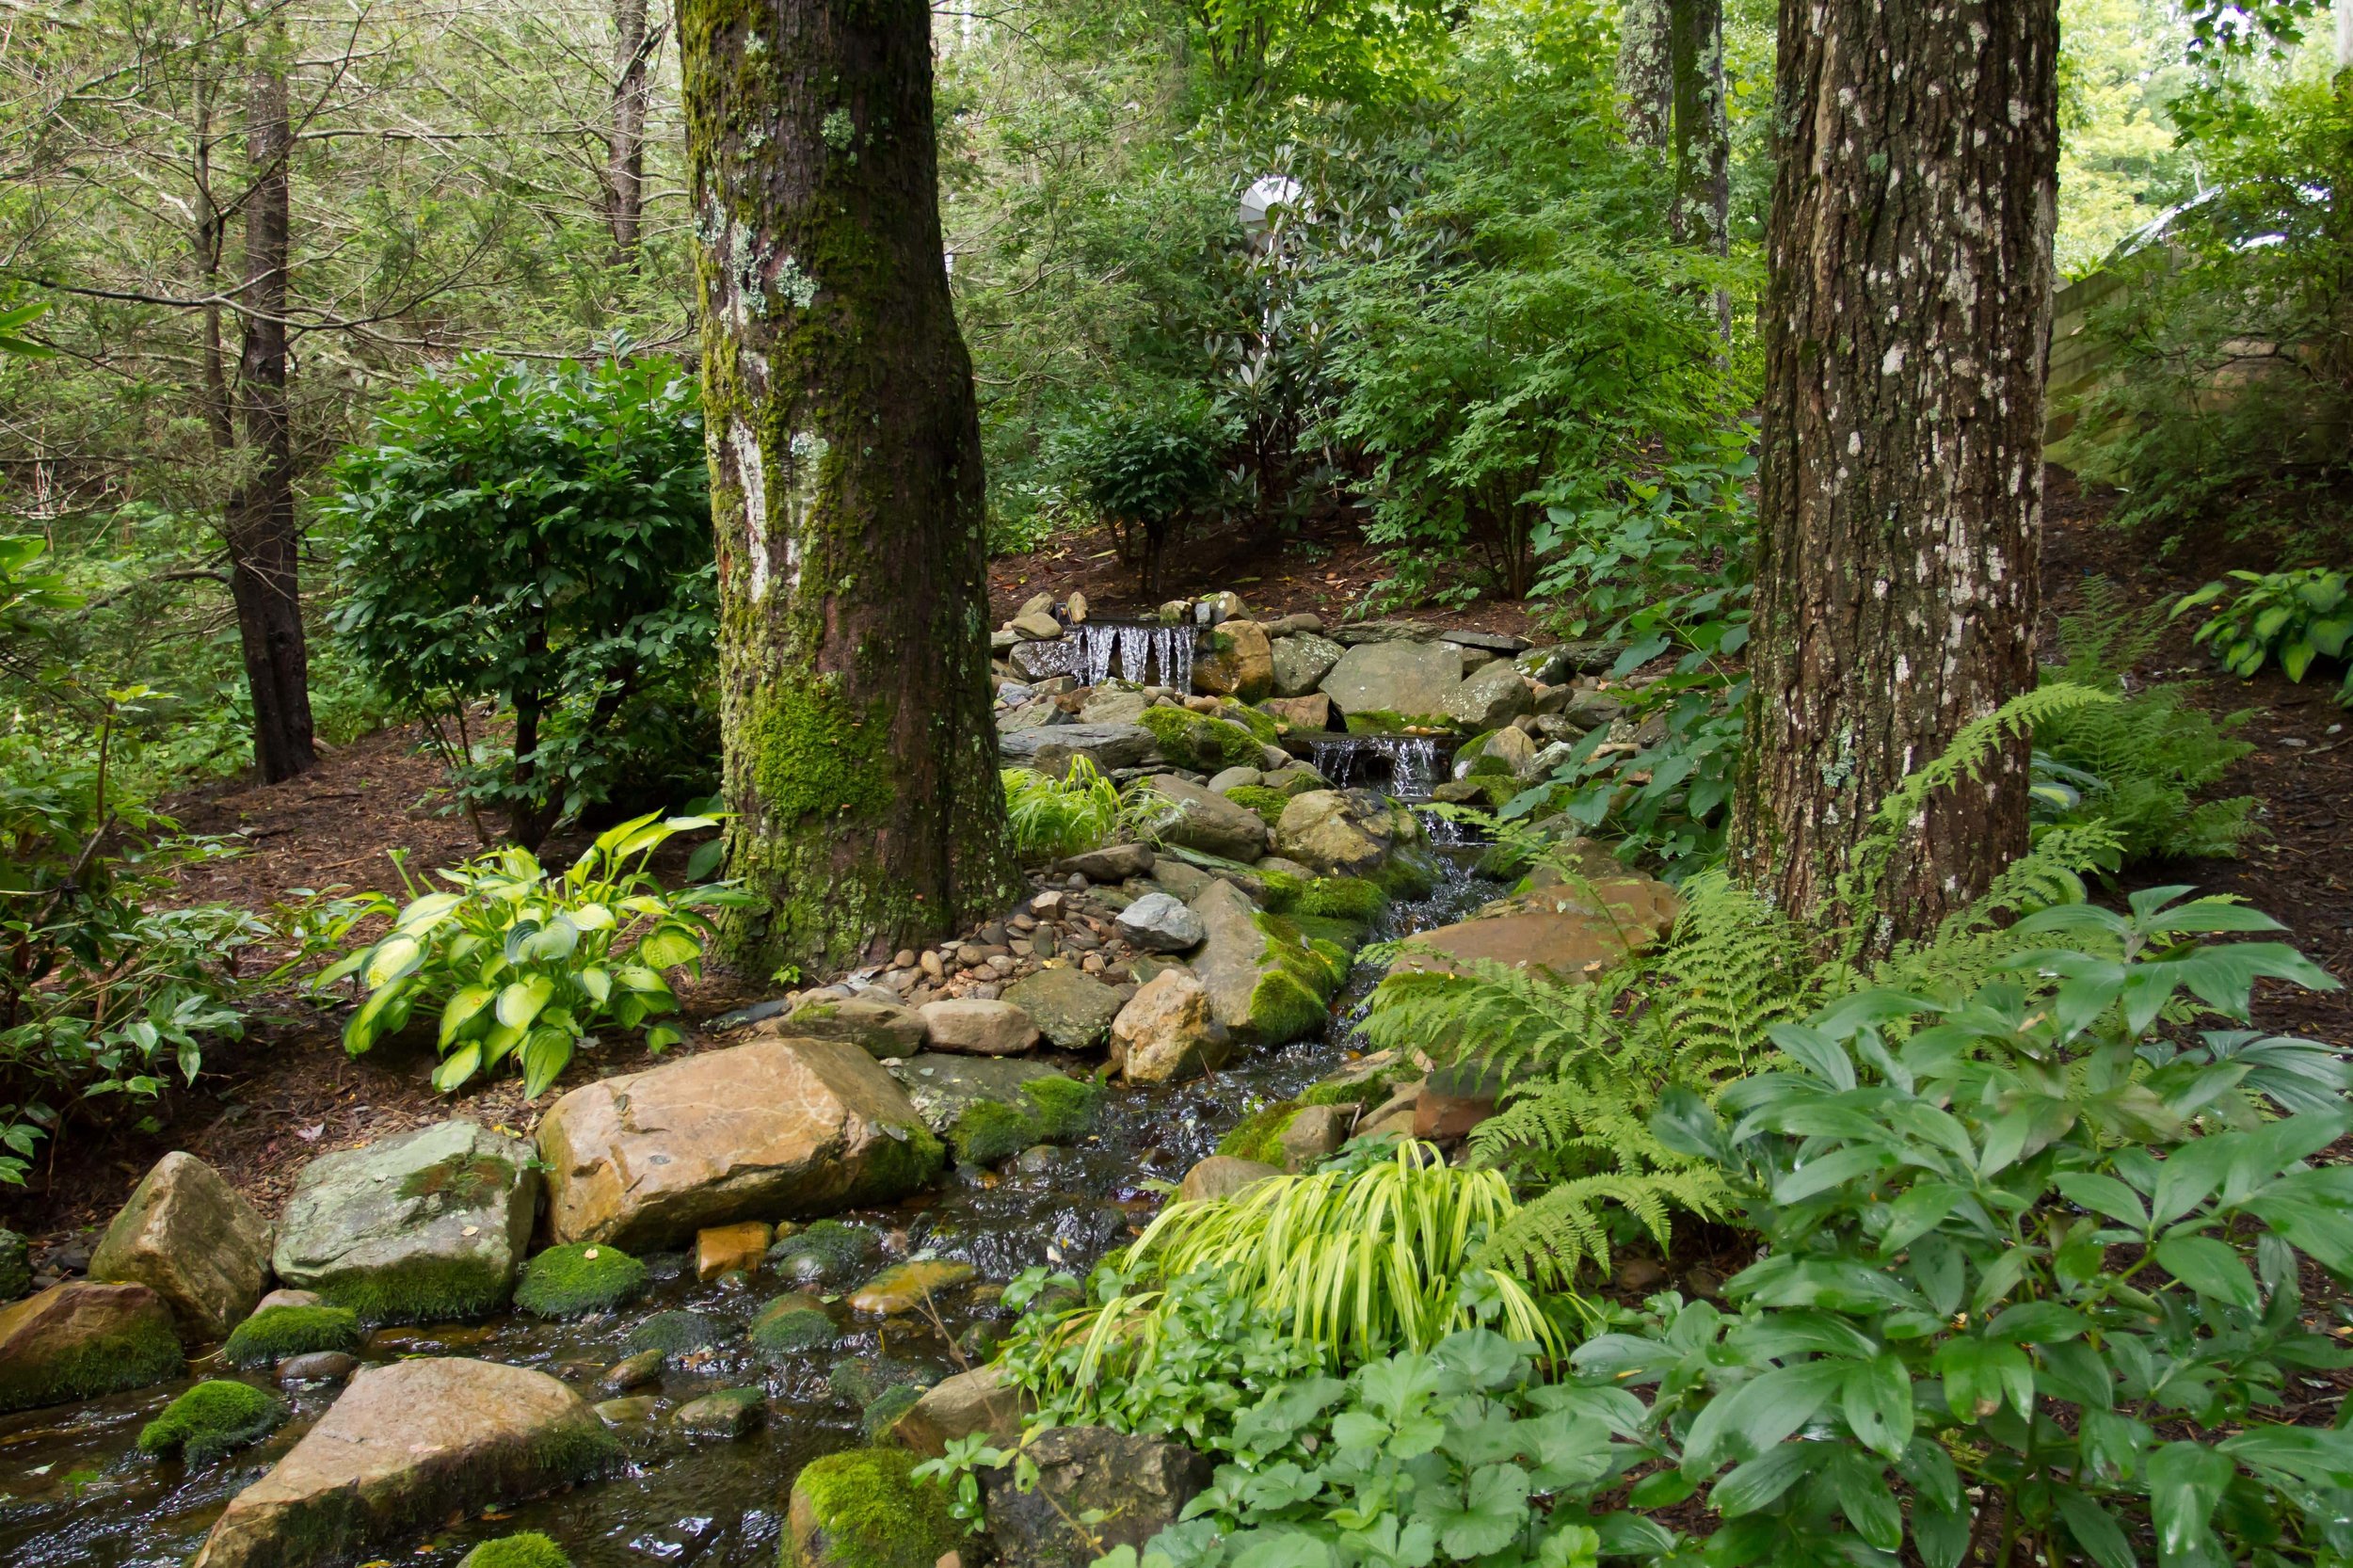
1617,0 -> 1673,147
682,0 -> 1018,972
1729,0 -> 2058,946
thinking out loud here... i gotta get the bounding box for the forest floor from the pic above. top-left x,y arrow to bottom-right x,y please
8,475 -> 2348,1274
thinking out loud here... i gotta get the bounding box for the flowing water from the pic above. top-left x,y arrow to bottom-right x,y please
1036,621 -> 1196,695
0,819 -> 1495,1568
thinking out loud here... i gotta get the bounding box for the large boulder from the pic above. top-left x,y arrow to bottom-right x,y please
981,1427 -> 1214,1568
1002,968 -> 1126,1050
1055,842 -> 1154,881
189,1358 -> 617,1568
0,1281 -> 183,1414
888,1363 -> 1028,1458
1186,880 -> 1344,1047
1319,639 -> 1465,721
1274,789 -> 1416,879
537,1036 -> 942,1251
1393,875 -> 1678,984
1007,638 -> 1072,683
1444,660 -> 1534,730
1270,632 -> 1345,697
88,1150 -> 272,1342
998,722 -> 1160,775
273,1120 -> 537,1323
1108,968 -> 1232,1085
1194,619 -> 1274,702
1142,775 -> 1270,861
920,999 -> 1040,1056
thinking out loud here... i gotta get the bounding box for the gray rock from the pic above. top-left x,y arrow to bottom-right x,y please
1329,618 -> 1441,645
777,996 -> 928,1059
998,697 -> 1068,732
886,1054 -> 1064,1135
1205,765 -> 1263,794
1176,1156 -> 1283,1203
889,1364 -> 1028,1458
1078,688 -> 1151,725
278,1351 -> 358,1385
1320,640 -> 1463,721
1444,659 -> 1534,730
674,1386 -> 766,1438
1274,789 -> 1418,878
600,1347 -> 666,1394
88,1150 -> 272,1342
1186,879 -> 1339,1045
594,1395 -> 658,1425
1269,632 -> 1345,696
1115,891 -> 1208,953
1279,1104 -> 1353,1169
920,1000 -> 1040,1056
998,722 -> 1160,774
1139,775 -> 1270,861
1000,968 -> 1126,1050
1010,611 -> 1063,640
1263,612 -> 1325,637
272,1120 -> 537,1323
1054,841 -> 1154,880
1445,641 -> 1502,675
1563,689 -> 1625,728
981,1426 -> 1214,1568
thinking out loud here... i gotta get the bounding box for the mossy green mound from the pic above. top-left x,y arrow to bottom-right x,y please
223,1304 -> 363,1369
827,1354 -> 933,1409
317,1254 -> 515,1326
626,1309 -> 726,1358
1217,702 -> 1283,747
514,1243 -> 649,1320
946,1074 -> 1104,1169
1241,912 -> 1350,1046
840,1121 -> 947,1204
750,1299 -> 840,1360
1289,914 -> 1371,956
947,1100 -> 1034,1168
1216,1102 -> 1299,1164
1139,707 -> 1264,772
1303,1070 -> 1397,1111
0,1291 -> 185,1413
138,1379 -> 287,1466
1269,873 -> 1386,923
1371,849 -> 1441,901
1223,785 -> 1291,828
859,1382 -> 924,1442
0,1230 -> 28,1302
458,1531 -> 573,1568
788,1447 -> 959,1568
768,1221 -> 879,1287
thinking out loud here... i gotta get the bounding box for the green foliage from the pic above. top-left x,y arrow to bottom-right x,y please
2177,566 -> 2353,700
316,811 -> 755,1097
790,1448 -> 959,1568
1001,758 -> 1151,863
457,1532 -> 572,1568
223,1304 -> 363,1369
324,356 -> 715,847
137,1380 -> 287,1466
1058,392 -> 1233,596
513,1242 -> 649,1319
1138,707 -> 1268,773
1221,784 -> 1292,828
1569,888 -> 2353,1568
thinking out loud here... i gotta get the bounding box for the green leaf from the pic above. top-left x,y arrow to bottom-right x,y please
2153,1235 -> 2259,1308
2054,1171 -> 2149,1232
1839,1352 -> 1913,1460
2147,1442 -> 2232,1564
361,934 -> 424,989
2055,1488 -> 2138,1568
438,984 -> 497,1047
1710,1440 -> 1825,1516
1682,1361 -> 1846,1472
432,1043 -> 483,1094
578,966 -> 613,1005
520,1028 -> 574,1098
496,974 -> 556,1030
635,925 -> 701,969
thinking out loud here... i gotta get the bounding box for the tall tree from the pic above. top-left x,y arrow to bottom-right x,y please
1666,0 -> 1727,256
681,0 -> 1018,970
606,0 -> 658,267
1730,0 -> 2059,944
222,45 -> 316,782
1617,0 -> 1673,146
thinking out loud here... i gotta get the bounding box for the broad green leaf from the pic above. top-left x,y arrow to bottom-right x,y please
1840,1352 -> 1913,1460
2147,1442 -> 2232,1562
579,966 -> 613,1004
520,1028 -> 573,1098
496,974 -> 555,1030
2153,1235 -> 2259,1308
1711,1441 -> 1824,1515
1681,1360 -> 1846,1472
432,1043 -> 483,1094
635,925 -> 702,970
2055,1488 -> 2137,1568
361,934 -> 424,989
438,984 -> 497,1046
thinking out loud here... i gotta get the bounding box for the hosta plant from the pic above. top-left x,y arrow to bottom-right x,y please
2174,567 -> 2353,701
317,812 -> 754,1096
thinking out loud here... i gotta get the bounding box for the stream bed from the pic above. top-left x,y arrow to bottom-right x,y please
0,822 -> 1499,1568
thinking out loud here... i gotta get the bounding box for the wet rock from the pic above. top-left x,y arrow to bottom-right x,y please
1396,881 -> 1678,984
225,1304 -> 363,1368
278,1351 -> 358,1385
750,1297 -> 840,1360
982,1427 -> 1214,1568
1009,610 -> 1063,640
998,722 -> 1160,775
1142,774 -> 1270,861
254,1288 -> 322,1313
885,1054 -> 1063,1137
0,1280 -> 183,1413
920,999 -> 1040,1056
847,1259 -> 974,1315
1001,968 -> 1125,1050
768,1220 -> 882,1287
1177,1156 -> 1283,1204
88,1150 -> 272,1343
138,1379 -> 288,1465
625,1309 -> 728,1360
828,1353 -> 940,1408
1260,692 -> 1334,731
1278,1103 -> 1352,1169
1274,790 -> 1415,879
787,1448 -> 959,1568
595,1395 -> 657,1426
1108,968 -> 1231,1085
889,1364 -> 1028,1459
1079,688 -> 1151,725
272,1120 -> 537,1324
599,1348 -> 665,1394
1195,619 -> 1274,702
1186,879 -> 1344,1046
1270,632 -> 1344,697
775,996 -> 928,1060
0,1230 -> 28,1302
537,1036 -> 942,1251
1466,723 -> 1538,779
674,1386 -> 766,1439
188,1357 -> 617,1568
1320,640 -> 1462,720
696,1221 -> 773,1282
1114,891 -> 1206,954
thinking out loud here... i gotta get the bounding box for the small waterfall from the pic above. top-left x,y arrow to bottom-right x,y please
1049,620 -> 1196,690
1308,735 -> 1446,801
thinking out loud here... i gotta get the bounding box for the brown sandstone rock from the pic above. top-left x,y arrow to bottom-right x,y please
88,1150 -> 271,1341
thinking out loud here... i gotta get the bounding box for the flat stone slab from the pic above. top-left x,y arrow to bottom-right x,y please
886,1054 -> 1064,1134
1320,641 -> 1464,720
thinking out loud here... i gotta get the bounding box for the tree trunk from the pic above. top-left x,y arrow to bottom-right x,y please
225,56 -> 317,785
1667,0 -> 1728,252
682,0 -> 1019,971
607,0 -> 653,267
1618,0 -> 1673,147
1729,0 -> 2058,947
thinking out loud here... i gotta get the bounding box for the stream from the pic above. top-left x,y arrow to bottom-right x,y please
0,786 -> 1498,1568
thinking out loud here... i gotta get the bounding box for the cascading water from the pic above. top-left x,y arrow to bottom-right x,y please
1054,620 -> 1194,692
1308,734 -> 1446,801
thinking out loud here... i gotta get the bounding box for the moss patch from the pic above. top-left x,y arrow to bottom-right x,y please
750,1299 -> 840,1360
1217,702 -> 1283,747
319,1253 -> 514,1326
1303,1070 -> 1397,1111
1139,707 -> 1264,772
0,1230 -> 28,1301
1022,1073 -> 1102,1140
790,1447 -> 959,1568
515,1243 -> 649,1320
1224,784 -> 1291,828
841,1122 -> 946,1205
947,1100 -> 1032,1168
223,1304 -> 362,1368
769,1221 -> 879,1287
459,1533 -> 573,1568
1243,913 -> 1348,1046
1372,849 -> 1441,901
946,1074 -> 1102,1168
827,1354 -> 933,1409
627,1309 -> 728,1359
138,1379 -> 287,1465
397,1151 -> 516,1209
1290,914 -> 1371,956
860,1381 -> 924,1442
0,1302 -> 184,1414
1216,1102 -> 1300,1164
1344,710 -> 1453,735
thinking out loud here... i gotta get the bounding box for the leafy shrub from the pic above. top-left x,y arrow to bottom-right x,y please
1058,391 -> 1232,598
513,1242 -> 648,1319
1001,758 -> 1151,862
317,812 -> 754,1096
325,355 -> 715,847
137,1379 -> 287,1465
2175,566 -> 2353,701
223,1304 -> 363,1368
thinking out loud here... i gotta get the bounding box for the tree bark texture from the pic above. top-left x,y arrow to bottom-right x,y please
225,58 -> 317,784
1667,0 -> 1728,256
608,0 -> 655,266
1730,0 -> 2058,945
1617,0 -> 1673,148
682,0 -> 1018,971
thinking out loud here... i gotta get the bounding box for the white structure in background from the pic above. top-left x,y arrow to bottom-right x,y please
2339,0 -> 2350,70
1239,175 -> 1305,246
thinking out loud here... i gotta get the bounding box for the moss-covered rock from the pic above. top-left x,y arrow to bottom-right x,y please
1215,1102 -> 1298,1164
945,1072 -> 1104,1169
457,1532 -> 572,1568
1371,847 -> 1442,901
1289,913 -> 1371,957
859,1381 -> 924,1442
947,1100 -> 1033,1168
513,1243 -> 649,1320
223,1304 -> 363,1369
750,1299 -> 840,1360
1264,872 -> 1387,923
1022,1074 -> 1103,1140
1138,706 -> 1264,773
767,1221 -> 880,1288
0,1229 -> 29,1302
785,1447 -> 959,1568
675,1385 -> 767,1439
139,1379 -> 288,1465
0,1280 -> 184,1413
625,1310 -> 727,1359
826,1354 -> 937,1408
1223,784 -> 1291,828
